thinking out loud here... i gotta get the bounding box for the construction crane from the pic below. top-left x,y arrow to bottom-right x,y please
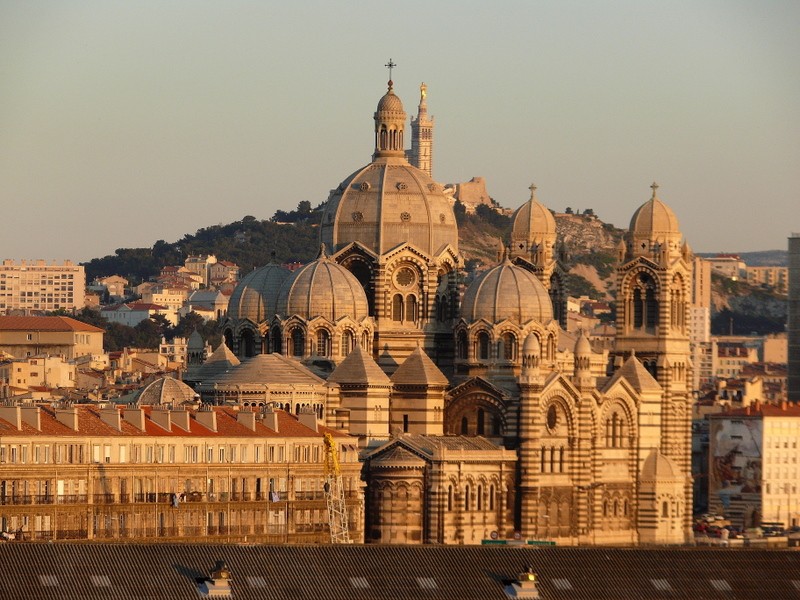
323,433 -> 351,543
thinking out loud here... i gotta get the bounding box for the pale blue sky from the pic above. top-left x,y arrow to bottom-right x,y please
1,1 -> 798,262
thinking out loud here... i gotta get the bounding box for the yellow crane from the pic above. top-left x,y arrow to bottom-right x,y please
323,433 -> 351,543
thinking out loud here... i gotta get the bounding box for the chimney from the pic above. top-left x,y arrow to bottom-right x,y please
20,405 -> 41,431
171,408 -> 191,431
0,405 -> 21,430
151,407 -> 172,431
262,408 -> 279,432
298,409 -> 318,433
123,407 -> 146,431
195,406 -> 217,432
55,406 -> 79,431
99,406 -> 121,431
237,409 -> 256,431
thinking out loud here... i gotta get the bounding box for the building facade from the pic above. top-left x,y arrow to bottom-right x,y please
789,234 -> 800,402
212,79 -> 696,546
0,403 -> 363,543
0,316 -> 103,360
0,260 -> 85,313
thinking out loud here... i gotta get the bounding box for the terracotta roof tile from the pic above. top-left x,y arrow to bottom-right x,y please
0,315 -> 103,333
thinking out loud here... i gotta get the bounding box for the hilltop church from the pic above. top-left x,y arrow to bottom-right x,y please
210,74 -> 695,546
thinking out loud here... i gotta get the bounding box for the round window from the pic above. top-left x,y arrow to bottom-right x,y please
394,266 -> 416,288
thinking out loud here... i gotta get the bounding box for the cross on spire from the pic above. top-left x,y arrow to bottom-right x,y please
650,181 -> 659,198
529,183 -> 537,199
385,58 -> 396,85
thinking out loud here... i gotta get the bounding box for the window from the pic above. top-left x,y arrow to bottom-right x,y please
477,332 -> 490,361
315,329 -> 330,357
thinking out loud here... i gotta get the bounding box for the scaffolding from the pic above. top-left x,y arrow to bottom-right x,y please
323,433 -> 351,543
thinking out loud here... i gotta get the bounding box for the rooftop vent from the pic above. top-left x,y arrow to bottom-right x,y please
349,577 -> 369,589
38,575 -> 58,587
651,579 -> 672,592
197,561 -> 232,598
503,565 -> 540,599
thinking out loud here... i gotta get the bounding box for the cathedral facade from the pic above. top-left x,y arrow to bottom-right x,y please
217,77 -> 694,546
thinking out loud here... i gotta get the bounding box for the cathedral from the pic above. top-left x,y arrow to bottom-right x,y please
214,75 -> 694,546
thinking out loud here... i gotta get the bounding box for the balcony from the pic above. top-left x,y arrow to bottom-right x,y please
56,494 -> 87,505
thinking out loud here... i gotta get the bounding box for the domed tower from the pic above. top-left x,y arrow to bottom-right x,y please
614,182 -> 693,541
271,245 -> 374,368
509,184 -> 566,327
456,256 -> 558,375
319,77 -> 460,371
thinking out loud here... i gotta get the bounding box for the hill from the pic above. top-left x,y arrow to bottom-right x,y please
81,202 -> 786,336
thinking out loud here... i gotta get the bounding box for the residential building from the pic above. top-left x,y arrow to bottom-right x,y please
705,254 -> 745,280
101,302 -> 175,327
0,402 -> 363,544
0,316 -> 103,359
94,275 -> 129,301
745,266 -> 788,295
708,401 -> 800,528
0,355 -> 76,392
0,260 -> 85,313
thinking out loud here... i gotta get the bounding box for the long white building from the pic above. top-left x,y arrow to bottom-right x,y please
0,260 -> 85,313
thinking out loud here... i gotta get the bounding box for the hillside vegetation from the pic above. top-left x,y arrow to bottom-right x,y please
81,201 -> 786,336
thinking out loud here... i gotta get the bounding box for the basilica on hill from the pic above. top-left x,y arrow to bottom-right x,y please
213,73 -> 695,546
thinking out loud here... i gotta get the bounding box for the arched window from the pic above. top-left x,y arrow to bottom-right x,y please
457,330 -> 468,360
489,485 -> 495,511
477,409 -> 485,435
392,294 -> 404,322
662,501 -> 669,518
465,485 -> 471,511
271,326 -> 282,354
477,331 -> 490,361
613,499 -> 619,517
240,329 -> 256,357
603,500 -> 608,517
341,331 -> 354,357
502,332 -> 516,361
541,447 -> 546,472
224,330 -> 234,351
315,329 -> 330,357
290,328 -> 305,357
447,485 -> 453,511
559,447 -> 565,473
461,416 -> 469,435
477,485 -> 483,511
405,294 -> 417,323
549,447 -> 556,473
623,499 -> 629,516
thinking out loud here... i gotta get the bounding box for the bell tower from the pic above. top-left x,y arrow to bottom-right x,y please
614,182 -> 693,541
410,82 -> 434,177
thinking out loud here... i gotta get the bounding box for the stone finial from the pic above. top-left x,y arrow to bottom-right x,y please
650,181 -> 659,199
529,183 -> 537,201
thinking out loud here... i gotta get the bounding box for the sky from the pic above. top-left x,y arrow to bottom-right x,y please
1,0 -> 798,262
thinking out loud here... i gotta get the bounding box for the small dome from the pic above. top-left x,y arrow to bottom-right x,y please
511,185 -> 557,243
134,376 -> 197,406
461,260 -> 554,325
575,331 -> 592,356
641,448 -> 682,481
377,87 -> 404,113
523,332 -> 540,355
276,249 -> 369,322
227,264 -> 290,322
629,183 -> 680,237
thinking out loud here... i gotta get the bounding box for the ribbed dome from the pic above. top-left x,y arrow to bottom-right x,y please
135,376 -> 197,406
320,161 -> 458,256
377,88 -> 404,113
641,449 -> 682,480
227,264 -> 290,322
630,197 -> 680,237
511,187 -> 557,243
461,260 -> 554,325
629,183 -> 681,237
276,249 -> 369,322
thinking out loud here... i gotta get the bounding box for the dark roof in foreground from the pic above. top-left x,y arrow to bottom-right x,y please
0,544 -> 798,599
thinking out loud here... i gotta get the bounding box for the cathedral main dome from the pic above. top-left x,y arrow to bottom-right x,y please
461,259 -> 554,325
319,81 -> 458,257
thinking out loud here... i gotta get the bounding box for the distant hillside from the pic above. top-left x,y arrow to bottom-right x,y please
697,250 -> 788,267
81,203 -> 787,336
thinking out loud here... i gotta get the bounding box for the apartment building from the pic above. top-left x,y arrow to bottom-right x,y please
0,403 -> 363,543
0,260 -> 85,313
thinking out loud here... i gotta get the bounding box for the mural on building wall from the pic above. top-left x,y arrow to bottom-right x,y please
710,419 -> 762,509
